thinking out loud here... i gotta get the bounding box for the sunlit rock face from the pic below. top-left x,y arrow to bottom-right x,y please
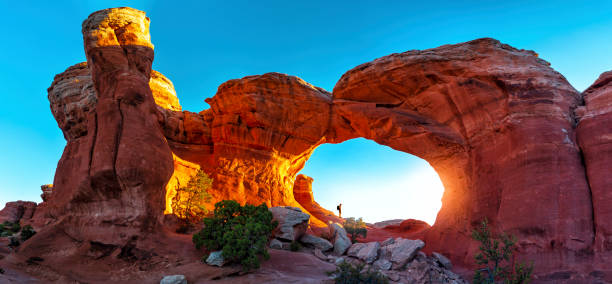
292,174 -> 342,227
48,64 -> 181,141
37,7 -> 612,280
576,71 -> 612,253
203,73 -> 332,207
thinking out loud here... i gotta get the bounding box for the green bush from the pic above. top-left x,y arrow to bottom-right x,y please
344,217 -> 367,243
290,240 -> 301,252
328,262 -> 389,284
192,200 -> 278,271
20,225 -> 36,241
8,236 -> 20,248
172,169 -> 213,231
472,218 -> 533,284
0,221 -> 21,237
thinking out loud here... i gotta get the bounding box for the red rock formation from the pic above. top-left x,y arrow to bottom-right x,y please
576,71 -> 612,253
28,7 -> 612,281
202,73 -> 332,207
293,174 -> 342,226
40,184 -> 53,202
35,7 -> 174,247
0,201 -> 37,224
383,219 -> 431,235
330,38 -> 594,275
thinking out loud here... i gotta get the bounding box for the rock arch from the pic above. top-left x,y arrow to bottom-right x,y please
38,7 -> 612,279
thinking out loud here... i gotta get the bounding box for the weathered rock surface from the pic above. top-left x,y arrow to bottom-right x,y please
331,38 -> 594,274
32,7 -> 174,252
335,238 -> 466,283
347,242 -> 380,264
370,219 -> 404,229
329,223 -> 351,256
206,251 -> 226,267
381,219 -> 431,234
18,6 -> 612,282
293,174 -> 342,227
402,252 -> 467,284
270,206 -> 310,241
0,201 -> 37,224
39,184 -> 53,202
379,238 -> 425,270
576,71 -> 612,253
269,238 -> 284,250
160,275 -> 187,284
432,252 -> 452,270
299,233 -> 333,251
373,258 -> 392,271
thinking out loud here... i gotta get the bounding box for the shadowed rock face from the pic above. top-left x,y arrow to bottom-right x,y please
33,6 -> 612,280
330,39 -> 594,273
576,71 -> 612,254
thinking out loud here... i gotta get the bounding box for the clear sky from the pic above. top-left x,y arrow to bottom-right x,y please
0,1 -> 611,224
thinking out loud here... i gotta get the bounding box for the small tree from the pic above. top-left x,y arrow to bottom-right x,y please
192,200 -> 278,271
472,218 -> 533,284
20,225 -> 36,241
344,217 -> 367,243
172,170 -> 213,229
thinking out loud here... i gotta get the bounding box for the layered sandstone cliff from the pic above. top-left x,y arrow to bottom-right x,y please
19,7 -> 612,282
576,71 -> 612,254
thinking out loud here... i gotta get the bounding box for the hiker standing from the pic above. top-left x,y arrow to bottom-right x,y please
337,203 -> 342,218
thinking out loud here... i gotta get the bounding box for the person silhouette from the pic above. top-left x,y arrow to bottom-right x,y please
337,203 -> 342,218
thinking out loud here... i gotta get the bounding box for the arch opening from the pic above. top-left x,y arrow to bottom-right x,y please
298,138 -> 445,226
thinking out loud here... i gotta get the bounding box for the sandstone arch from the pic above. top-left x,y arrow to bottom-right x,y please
36,7 -> 612,280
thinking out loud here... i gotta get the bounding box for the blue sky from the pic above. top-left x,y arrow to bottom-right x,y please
0,1 -> 611,223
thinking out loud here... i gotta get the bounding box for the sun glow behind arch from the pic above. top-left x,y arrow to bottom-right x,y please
299,138 -> 444,225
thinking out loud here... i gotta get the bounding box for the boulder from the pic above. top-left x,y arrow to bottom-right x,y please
206,251 -> 226,267
373,258 -> 392,271
381,238 -> 395,247
313,248 -> 327,261
432,252 -> 452,270
382,270 -> 400,282
299,233 -> 333,251
269,239 -> 284,250
269,206 -> 310,241
347,242 -> 380,264
160,275 -> 187,284
329,223 -> 351,256
379,238 -> 424,270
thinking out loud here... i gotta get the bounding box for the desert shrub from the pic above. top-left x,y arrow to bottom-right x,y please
20,225 -> 36,241
8,237 -> 20,248
472,218 -> 534,284
172,169 -> 213,230
328,261 -> 389,284
344,217 -> 367,243
192,200 -> 278,271
290,240 -> 302,252
0,221 -> 21,237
